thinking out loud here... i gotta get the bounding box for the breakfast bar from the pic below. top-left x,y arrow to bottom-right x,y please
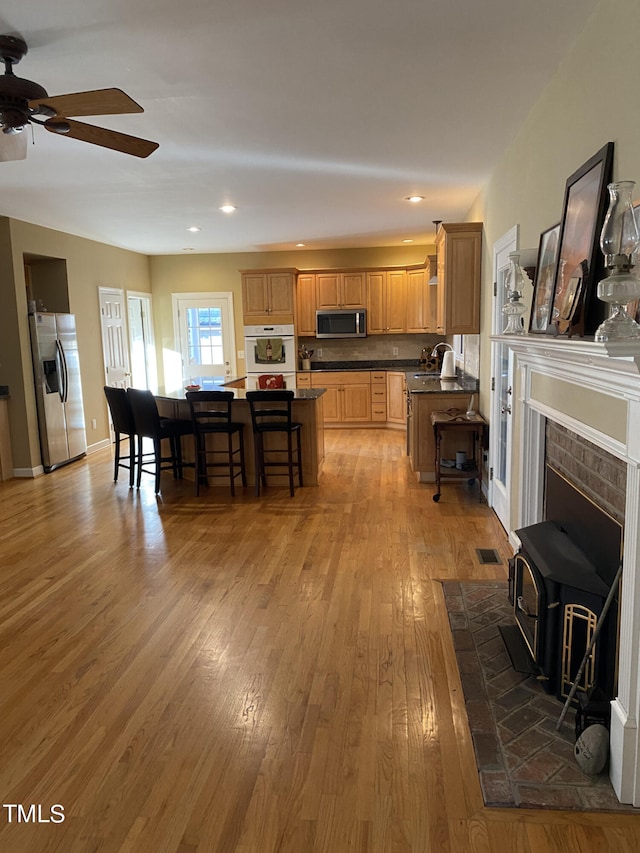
155,385 -> 326,487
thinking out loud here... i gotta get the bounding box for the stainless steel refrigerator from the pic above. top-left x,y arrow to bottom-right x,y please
29,312 -> 87,472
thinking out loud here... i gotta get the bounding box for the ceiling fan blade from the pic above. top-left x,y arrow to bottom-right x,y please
29,88 -> 144,118
44,118 -> 158,158
0,132 -> 27,162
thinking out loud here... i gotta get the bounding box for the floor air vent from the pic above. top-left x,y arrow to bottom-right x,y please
476,548 -> 502,565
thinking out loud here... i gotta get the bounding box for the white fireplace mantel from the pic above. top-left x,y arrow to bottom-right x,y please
492,333 -> 640,806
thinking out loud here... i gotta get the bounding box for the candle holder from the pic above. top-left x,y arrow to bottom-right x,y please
594,181 -> 640,341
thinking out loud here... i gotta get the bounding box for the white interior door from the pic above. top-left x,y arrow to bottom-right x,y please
172,292 -> 236,389
99,287 -> 131,388
489,227 -> 518,532
127,292 -> 158,392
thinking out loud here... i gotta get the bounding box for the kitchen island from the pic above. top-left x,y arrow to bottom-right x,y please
155,385 -> 326,486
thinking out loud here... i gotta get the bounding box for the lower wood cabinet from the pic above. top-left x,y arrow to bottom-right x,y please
311,371 -> 371,424
386,372 -> 406,425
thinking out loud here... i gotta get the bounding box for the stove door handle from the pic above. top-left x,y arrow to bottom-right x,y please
516,595 -> 536,619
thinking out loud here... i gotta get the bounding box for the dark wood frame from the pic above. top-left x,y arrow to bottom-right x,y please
529,222 -> 560,333
549,142 -> 614,337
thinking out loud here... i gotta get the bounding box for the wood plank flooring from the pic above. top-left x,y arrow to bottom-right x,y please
0,429 -> 638,852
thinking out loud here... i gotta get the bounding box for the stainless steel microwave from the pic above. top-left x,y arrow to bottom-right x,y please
316,309 -> 366,338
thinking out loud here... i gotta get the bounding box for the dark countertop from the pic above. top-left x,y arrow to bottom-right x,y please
406,373 -> 478,394
307,359 -> 419,372
156,385 -> 325,402
302,361 -> 479,394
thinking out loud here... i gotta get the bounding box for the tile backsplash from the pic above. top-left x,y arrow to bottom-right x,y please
299,333 -> 479,378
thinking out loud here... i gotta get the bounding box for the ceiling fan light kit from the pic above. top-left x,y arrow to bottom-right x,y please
0,34 -> 158,159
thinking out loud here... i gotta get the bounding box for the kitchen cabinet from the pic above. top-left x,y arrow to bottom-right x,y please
386,372 -> 406,425
296,372 -> 311,388
370,371 -> 387,422
241,269 -> 296,323
435,223 -> 482,334
316,272 -> 366,310
296,273 -> 317,337
406,265 -> 437,333
310,371 -> 371,425
410,392 -> 478,478
367,269 -> 407,334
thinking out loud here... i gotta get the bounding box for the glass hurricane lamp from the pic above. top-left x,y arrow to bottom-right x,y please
595,181 -> 640,341
502,252 -> 527,335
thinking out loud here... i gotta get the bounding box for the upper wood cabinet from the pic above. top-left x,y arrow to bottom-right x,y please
316,272 -> 366,309
435,223 -> 482,334
296,273 -> 317,337
241,270 -> 296,323
405,265 -> 437,334
367,270 -> 407,334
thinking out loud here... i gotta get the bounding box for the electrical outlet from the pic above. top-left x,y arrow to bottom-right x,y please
317,348 -> 323,357
91,418 -> 97,430
238,350 -> 244,360
392,347 -> 399,356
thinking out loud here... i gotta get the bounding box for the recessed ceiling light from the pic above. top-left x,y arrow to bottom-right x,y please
406,195 -> 425,203
182,247 -> 195,252
402,238 -> 414,243
187,226 -> 201,233
296,242 -> 306,247
219,204 -> 237,213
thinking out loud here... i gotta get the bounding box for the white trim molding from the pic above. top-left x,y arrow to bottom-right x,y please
492,333 -> 640,806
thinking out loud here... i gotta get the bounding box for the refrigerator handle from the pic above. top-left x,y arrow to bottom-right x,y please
56,339 -> 68,403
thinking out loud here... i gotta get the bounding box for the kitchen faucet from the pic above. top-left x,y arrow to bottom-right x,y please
430,342 -> 454,357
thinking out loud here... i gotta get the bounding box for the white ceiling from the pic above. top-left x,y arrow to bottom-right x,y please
0,0 -> 598,256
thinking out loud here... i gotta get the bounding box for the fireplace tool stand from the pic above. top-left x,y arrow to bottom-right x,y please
556,561 -> 623,730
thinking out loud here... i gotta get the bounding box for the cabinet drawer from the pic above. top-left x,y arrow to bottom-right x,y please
371,371 -> 386,384
296,372 -> 311,387
371,404 -> 387,421
371,387 -> 387,402
311,371 -> 370,386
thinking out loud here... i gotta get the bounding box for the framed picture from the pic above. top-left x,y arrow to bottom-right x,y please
529,222 -> 560,333
549,142 -> 614,337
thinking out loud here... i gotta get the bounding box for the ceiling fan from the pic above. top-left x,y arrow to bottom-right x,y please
0,34 -> 158,161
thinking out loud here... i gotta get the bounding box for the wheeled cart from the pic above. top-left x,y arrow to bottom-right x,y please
431,408 -> 487,502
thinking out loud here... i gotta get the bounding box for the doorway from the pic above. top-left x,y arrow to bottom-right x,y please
172,293 -> 236,389
489,226 -> 518,532
99,287 -> 131,388
127,292 -> 157,391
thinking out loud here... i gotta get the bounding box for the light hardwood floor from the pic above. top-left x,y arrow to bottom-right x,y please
0,429 -> 638,853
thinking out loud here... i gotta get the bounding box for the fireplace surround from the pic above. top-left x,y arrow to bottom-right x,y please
495,334 -> 640,806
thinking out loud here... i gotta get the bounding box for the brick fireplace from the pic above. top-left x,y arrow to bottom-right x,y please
499,335 -> 640,806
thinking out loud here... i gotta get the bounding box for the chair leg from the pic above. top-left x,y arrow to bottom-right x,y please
239,431 -> 247,486
287,431 -> 294,497
254,433 -> 262,496
194,433 -> 201,496
154,437 -> 162,494
227,433 -> 235,496
128,434 -> 136,488
113,431 -> 121,482
297,429 -> 303,487
136,435 -> 143,489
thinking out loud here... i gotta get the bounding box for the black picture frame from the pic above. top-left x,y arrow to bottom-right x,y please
529,222 -> 560,333
549,142 -> 614,337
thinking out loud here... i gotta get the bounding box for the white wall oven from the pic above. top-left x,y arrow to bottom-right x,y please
243,323 -> 296,390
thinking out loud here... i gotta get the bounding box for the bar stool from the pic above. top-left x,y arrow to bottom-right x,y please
103,386 -> 136,486
246,390 -> 303,497
186,390 -> 247,496
127,388 -> 193,494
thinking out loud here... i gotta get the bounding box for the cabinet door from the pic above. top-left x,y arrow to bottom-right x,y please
406,269 -> 437,333
366,271 -> 386,334
316,273 -> 341,309
386,372 -> 406,424
385,270 -> 407,333
342,384 -> 371,422
242,274 -> 269,317
435,223 -> 482,334
296,273 -> 316,336
411,393 -> 478,475
267,273 -> 295,316
341,272 -> 366,308
320,386 -> 341,422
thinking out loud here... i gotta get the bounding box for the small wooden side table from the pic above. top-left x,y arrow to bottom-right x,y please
431,408 -> 487,502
